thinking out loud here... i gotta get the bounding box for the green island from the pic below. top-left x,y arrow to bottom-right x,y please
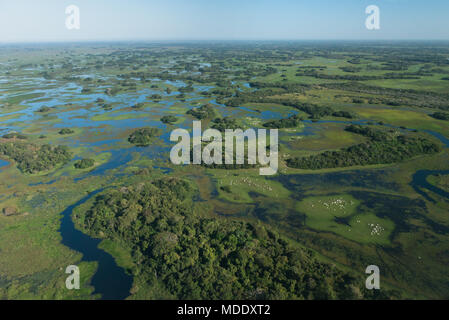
128,128 -> 162,147
160,115 -> 178,124
0,139 -> 72,174
74,159 -> 95,169
286,125 -> 441,169
186,104 -> 216,120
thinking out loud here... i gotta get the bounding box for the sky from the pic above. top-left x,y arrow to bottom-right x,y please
0,0 -> 449,42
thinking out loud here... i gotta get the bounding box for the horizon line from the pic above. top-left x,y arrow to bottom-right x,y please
2,39 -> 449,45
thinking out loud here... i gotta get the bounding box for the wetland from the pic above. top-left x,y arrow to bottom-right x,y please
1,42 -> 449,299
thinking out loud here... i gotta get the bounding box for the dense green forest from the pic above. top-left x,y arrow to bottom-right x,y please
58,128 -> 75,135
0,141 -> 72,173
430,112 -> 449,121
128,127 -> 162,146
78,178 -> 395,299
186,104 -> 216,120
287,125 -> 440,169
74,158 -> 95,169
263,115 -> 302,129
210,117 -> 241,132
160,115 -> 178,124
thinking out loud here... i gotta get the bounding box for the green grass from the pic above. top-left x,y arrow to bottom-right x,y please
357,107 -> 449,134
427,174 -> 449,193
297,194 -> 394,245
0,113 -> 26,122
2,92 -> 45,105
98,239 -> 135,273
210,168 -> 290,203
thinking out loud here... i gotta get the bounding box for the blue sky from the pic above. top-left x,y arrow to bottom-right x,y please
1,0 -> 448,42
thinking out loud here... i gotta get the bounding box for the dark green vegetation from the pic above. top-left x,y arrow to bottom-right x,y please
2,132 -> 27,140
78,178 -> 393,299
331,111 -> 357,119
37,106 -> 51,113
263,115 -> 302,129
287,125 -> 441,169
186,104 -> 215,120
149,94 -> 162,101
0,141 -> 71,174
210,117 -> 240,132
160,115 -> 178,124
132,102 -> 145,109
430,112 -> 449,121
58,128 -> 75,135
74,158 -> 95,169
128,127 -> 162,146
1,42 -> 449,300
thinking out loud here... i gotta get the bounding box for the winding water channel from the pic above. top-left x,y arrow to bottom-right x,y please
58,189 -> 133,300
